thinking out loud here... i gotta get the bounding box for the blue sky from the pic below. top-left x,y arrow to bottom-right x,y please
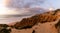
23,0 -> 60,9
40,0 -> 60,9
20,0 -> 60,9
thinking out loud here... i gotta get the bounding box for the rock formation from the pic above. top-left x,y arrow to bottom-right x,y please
0,24 -> 11,33
14,9 -> 60,30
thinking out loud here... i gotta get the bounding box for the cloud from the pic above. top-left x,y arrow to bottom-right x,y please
7,0 -> 46,9
19,7 -> 47,16
6,0 -> 46,15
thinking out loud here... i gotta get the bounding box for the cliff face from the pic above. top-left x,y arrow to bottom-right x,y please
0,9 -> 58,33
14,9 -> 60,29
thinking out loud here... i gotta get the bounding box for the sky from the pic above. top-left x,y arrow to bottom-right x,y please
6,0 -> 60,10
0,0 -> 60,9
40,0 -> 60,9
0,0 -> 60,24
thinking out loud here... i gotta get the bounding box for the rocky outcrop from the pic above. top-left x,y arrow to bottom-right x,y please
0,24 -> 11,33
13,9 -> 60,30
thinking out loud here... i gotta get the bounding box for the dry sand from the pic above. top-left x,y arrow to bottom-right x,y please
10,20 -> 59,33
